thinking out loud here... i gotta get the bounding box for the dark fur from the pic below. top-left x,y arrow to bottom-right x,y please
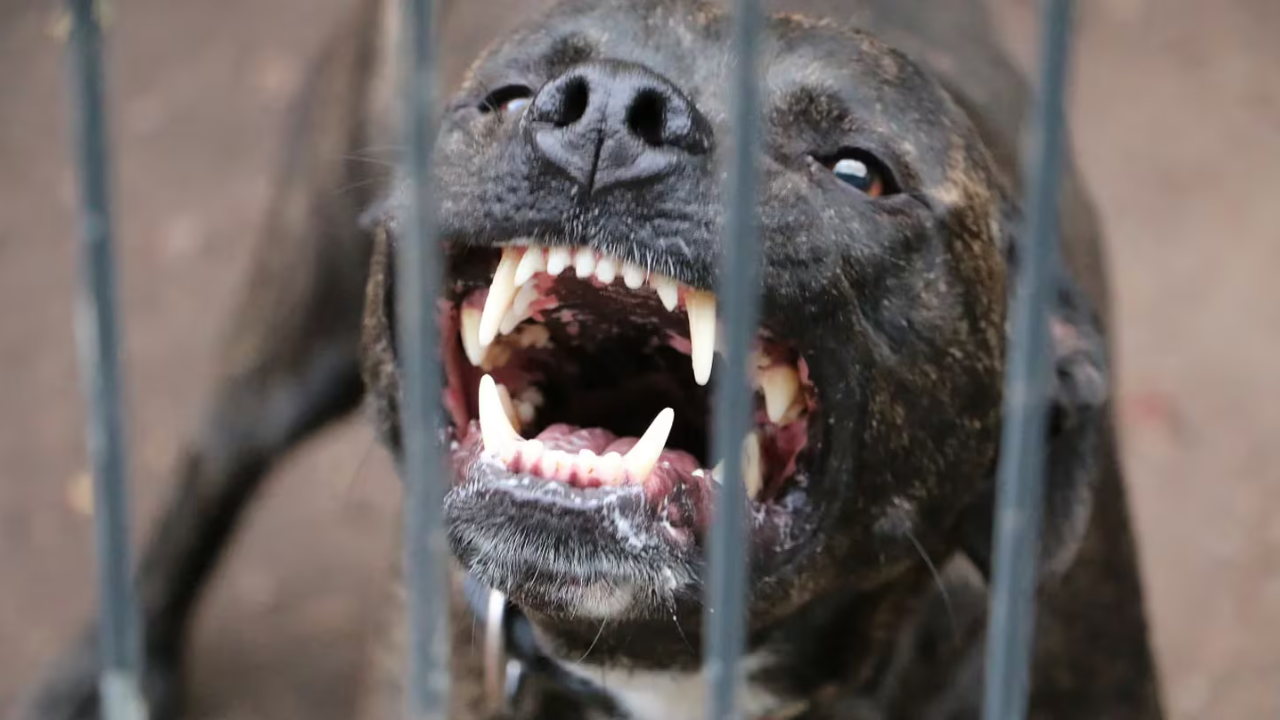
13,1 -> 1163,719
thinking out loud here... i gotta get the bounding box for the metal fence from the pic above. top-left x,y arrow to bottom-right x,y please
61,0 -> 1075,717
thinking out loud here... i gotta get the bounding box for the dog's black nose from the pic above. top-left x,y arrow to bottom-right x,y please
527,61 -> 712,193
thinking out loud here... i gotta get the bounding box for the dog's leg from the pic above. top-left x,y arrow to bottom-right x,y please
11,3 -> 392,719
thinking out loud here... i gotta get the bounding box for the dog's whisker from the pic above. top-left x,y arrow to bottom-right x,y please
350,143 -> 405,155
577,619 -> 608,664
342,154 -> 398,168
671,612 -> 694,654
339,435 -> 379,504
333,177 -> 385,196
904,527 -> 959,641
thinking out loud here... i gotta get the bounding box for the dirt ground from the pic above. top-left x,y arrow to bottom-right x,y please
1,0 -> 1276,718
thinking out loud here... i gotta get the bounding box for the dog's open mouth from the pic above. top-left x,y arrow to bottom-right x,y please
438,241 -> 819,533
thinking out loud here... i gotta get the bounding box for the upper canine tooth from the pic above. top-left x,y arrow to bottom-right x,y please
623,408 -> 674,482
685,290 -> 717,385
742,431 -> 762,499
546,246 -> 573,276
514,247 -> 546,286
757,365 -> 801,424
595,256 -> 617,284
459,306 -> 485,366
479,374 -> 524,461
651,274 -> 679,311
479,248 -> 521,347
574,247 -> 597,279
622,262 -> 646,289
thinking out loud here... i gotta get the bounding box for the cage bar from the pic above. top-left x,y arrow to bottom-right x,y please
981,1 -> 1076,719
64,1 -> 147,719
702,0 -> 764,718
397,0 -> 451,718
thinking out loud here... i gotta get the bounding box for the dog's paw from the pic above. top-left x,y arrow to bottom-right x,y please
8,631 -> 181,720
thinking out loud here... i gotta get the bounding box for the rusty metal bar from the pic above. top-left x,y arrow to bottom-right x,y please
397,0 -> 450,718
63,1 -> 146,719
981,0 -> 1076,718
703,0 -> 764,717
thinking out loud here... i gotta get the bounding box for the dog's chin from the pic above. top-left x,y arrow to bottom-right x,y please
426,240 -> 829,622
444,444 -> 822,621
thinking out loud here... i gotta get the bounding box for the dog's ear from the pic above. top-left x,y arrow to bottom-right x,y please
956,203 -> 1111,584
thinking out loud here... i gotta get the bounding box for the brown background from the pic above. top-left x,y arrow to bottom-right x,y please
1,0 -> 1276,718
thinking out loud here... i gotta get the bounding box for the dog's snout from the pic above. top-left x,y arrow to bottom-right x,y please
528,61 -> 712,193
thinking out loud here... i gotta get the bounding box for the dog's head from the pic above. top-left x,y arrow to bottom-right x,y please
361,0 -> 1107,675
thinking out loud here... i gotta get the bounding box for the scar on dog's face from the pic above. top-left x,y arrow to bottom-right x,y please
368,0 -> 1009,631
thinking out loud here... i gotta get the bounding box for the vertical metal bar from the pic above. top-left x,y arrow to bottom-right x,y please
703,0 -> 763,717
397,0 -> 450,718
64,1 -> 146,719
981,1 -> 1075,719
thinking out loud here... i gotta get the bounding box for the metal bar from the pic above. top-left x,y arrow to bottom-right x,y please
703,0 -> 764,717
397,0 -> 450,718
980,1 -> 1076,719
63,1 -> 147,719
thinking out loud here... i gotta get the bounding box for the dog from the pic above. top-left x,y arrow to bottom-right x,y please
15,0 -> 1165,718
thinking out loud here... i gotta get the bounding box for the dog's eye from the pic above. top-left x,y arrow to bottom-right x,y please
480,85 -> 534,117
827,150 -> 896,198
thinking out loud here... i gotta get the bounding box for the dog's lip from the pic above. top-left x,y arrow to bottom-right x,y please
448,424 -> 711,540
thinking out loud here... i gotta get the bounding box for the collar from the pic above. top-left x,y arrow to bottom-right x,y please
462,574 -> 810,720
463,573 -> 627,718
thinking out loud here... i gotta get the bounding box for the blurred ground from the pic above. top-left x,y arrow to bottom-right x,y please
1,0 -> 1276,718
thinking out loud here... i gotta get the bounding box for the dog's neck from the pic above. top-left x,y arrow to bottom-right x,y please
477,558 -> 990,720
559,655 -> 809,720
473,556 -> 988,717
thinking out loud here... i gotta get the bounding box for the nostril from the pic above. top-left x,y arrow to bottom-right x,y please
555,77 -> 590,127
626,89 -> 667,147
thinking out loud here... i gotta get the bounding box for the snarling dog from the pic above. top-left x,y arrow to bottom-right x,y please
15,0 -> 1166,718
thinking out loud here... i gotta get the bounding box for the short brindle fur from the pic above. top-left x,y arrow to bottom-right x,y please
16,1 -> 1164,719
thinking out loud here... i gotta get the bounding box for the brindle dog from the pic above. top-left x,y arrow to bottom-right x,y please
15,1 -> 1164,719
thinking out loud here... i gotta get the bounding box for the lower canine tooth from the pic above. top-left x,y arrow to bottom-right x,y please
479,249 -> 521,347
459,306 -> 485,366
623,408 -> 674,481
685,290 -> 717,386
479,374 -> 524,461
